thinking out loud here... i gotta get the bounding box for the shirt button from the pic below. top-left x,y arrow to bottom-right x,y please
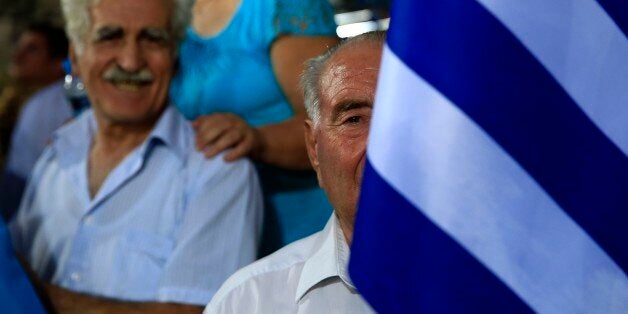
70,272 -> 81,282
84,216 -> 94,225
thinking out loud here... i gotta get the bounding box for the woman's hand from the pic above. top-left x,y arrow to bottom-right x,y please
192,113 -> 263,162
193,35 -> 339,168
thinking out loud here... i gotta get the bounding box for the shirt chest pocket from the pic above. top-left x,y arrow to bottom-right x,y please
117,230 -> 175,298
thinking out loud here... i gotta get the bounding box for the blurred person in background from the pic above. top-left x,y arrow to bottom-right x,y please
10,0 -> 262,312
0,24 -> 71,221
1,73 -> 75,221
0,22 -> 67,168
170,0 -> 339,256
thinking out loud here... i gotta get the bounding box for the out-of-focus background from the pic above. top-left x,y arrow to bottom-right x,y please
0,0 -> 64,86
0,0 -> 391,87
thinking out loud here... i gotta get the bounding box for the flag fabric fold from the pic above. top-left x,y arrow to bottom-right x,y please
349,0 -> 628,313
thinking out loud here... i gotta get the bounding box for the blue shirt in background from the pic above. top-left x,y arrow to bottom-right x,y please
1,80 -> 73,221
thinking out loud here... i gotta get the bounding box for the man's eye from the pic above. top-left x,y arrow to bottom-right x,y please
344,116 -> 362,124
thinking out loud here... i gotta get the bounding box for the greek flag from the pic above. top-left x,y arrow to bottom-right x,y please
349,0 -> 628,313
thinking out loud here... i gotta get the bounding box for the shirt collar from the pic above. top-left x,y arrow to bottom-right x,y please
295,214 -> 356,303
142,104 -> 189,163
53,104 -> 190,168
52,109 -> 95,168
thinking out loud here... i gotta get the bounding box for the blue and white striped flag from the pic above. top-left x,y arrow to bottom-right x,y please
349,0 -> 628,312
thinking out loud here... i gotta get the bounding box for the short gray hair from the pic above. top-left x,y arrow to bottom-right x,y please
61,0 -> 191,55
300,31 -> 386,127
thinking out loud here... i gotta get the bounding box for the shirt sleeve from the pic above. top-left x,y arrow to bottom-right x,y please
8,147 -> 54,252
203,283 -> 253,314
156,153 -> 263,305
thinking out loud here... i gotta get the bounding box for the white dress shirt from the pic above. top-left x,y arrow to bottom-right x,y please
11,105 -> 263,305
205,214 -> 374,313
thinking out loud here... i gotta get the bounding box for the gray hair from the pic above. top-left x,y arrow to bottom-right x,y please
61,0 -> 191,55
300,31 -> 386,127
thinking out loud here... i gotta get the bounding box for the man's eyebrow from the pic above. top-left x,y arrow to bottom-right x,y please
331,101 -> 371,122
92,25 -> 123,41
140,27 -> 171,41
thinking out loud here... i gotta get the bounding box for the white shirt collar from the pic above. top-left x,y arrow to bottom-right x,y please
295,214 -> 356,302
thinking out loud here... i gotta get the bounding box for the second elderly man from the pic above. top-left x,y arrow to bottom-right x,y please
205,31 -> 385,313
9,0 -> 262,312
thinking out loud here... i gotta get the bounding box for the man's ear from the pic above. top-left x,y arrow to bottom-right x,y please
304,119 -> 322,185
68,43 -> 81,76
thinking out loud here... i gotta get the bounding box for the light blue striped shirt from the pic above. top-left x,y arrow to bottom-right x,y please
10,105 -> 263,305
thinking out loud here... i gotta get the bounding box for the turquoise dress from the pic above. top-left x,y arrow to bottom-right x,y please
170,0 -> 336,256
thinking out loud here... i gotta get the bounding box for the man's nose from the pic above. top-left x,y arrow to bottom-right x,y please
117,41 -> 145,72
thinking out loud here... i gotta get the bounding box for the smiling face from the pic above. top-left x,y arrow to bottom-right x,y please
305,41 -> 382,243
72,0 -> 175,127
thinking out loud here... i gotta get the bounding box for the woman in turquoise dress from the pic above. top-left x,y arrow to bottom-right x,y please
170,0 -> 339,255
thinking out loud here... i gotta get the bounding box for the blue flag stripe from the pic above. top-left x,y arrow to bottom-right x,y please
595,0 -> 628,36
0,221 -> 45,313
350,161 -> 533,313
476,0 -> 628,156
387,0 -> 628,272
363,46 -> 628,312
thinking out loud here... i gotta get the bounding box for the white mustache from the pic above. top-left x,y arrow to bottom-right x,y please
103,66 -> 153,85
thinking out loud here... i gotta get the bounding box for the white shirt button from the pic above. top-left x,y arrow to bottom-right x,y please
84,216 -> 94,225
70,272 -> 81,282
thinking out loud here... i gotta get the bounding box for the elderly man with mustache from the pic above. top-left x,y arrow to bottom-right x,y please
9,0 -> 262,313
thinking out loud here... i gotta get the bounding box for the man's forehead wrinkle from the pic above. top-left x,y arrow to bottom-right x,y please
327,62 -> 378,83
324,69 -> 376,98
318,47 -> 380,122
94,25 -> 120,32
96,24 -> 119,30
144,27 -> 169,33
338,70 -> 377,85
331,84 -> 368,99
90,2 -> 172,35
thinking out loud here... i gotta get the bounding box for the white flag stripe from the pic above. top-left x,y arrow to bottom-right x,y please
368,46 -> 628,313
475,0 -> 628,155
